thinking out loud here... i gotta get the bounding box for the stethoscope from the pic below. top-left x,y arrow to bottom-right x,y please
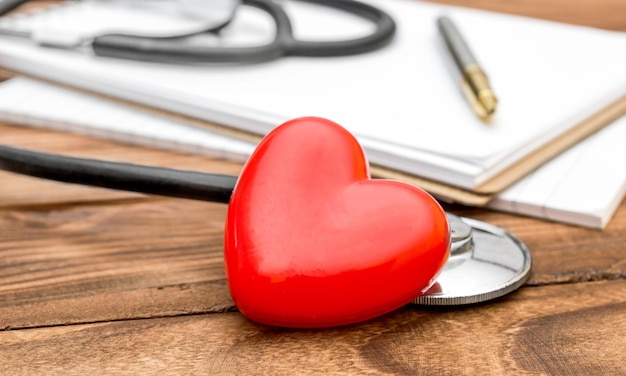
0,0 -> 397,63
0,142 -> 532,307
0,0 -> 531,320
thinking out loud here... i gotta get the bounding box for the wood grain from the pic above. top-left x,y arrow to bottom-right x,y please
0,199 -> 235,330
426,0 -> 626,31
1,280 -> 625,375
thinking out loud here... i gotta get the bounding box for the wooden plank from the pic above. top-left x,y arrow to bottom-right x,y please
427,0 -> 626,31
1,125 -> 626,330
1,279 -> 625,375
0,199 -> 234,330
1,190 -> 625,330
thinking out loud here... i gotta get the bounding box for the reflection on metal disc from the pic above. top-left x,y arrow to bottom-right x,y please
412,214 -> 532,306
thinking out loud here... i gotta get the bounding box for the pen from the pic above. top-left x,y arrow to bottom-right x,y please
437,16 -> 497,122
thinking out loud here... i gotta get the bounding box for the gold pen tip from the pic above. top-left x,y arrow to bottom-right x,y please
478,91 -> 498,116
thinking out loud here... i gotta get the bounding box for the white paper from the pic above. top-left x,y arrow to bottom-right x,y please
0,77 -> 623,229
488,119 -> 626,228
0,77 -> 255,161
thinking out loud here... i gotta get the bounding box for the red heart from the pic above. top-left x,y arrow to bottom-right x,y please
225,117 -> 449,328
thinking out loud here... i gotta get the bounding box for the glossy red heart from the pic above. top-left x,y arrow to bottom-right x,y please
225,117 -> 449,328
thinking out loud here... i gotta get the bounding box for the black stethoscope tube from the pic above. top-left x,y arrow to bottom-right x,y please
0,0 -> 25,15
92,0 -> 290,63
92,0 -> 396,63
0,144 -> 237,203
0,147 -> 534,307
1,0 -> 396,64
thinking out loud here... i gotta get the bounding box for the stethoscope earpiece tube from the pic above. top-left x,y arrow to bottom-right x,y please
93,34 -> 286,64
0,0 -> 26,15
284,0 -> 396,57
0,144 -> 237,203
92,0 -> 290,63
1,0 -> 396,63
91,0 -> 396,63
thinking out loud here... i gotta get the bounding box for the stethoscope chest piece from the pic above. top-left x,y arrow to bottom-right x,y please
413,213 -> 532,306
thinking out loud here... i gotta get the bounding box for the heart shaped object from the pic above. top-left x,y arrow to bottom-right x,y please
225,117 -> 450,328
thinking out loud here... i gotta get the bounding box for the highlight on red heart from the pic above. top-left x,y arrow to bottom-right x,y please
225,117 -> 450,328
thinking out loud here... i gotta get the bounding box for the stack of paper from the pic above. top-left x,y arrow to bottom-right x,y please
0,77 -> 623,229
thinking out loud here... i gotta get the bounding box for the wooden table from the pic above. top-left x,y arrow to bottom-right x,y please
1,1 -> 625,374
